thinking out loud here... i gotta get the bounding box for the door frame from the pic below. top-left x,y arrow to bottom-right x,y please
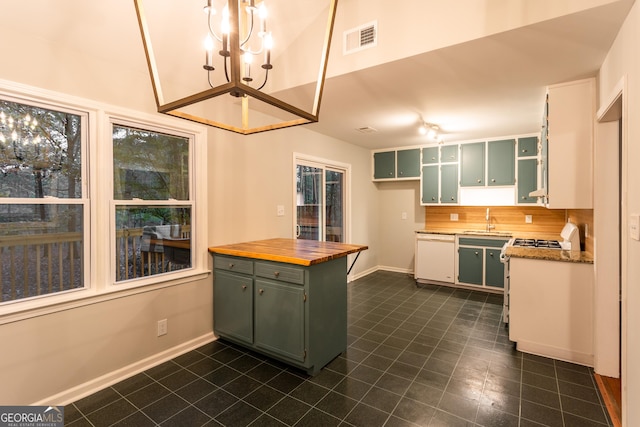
292,153 -> 351,243
595,75 -> 627,417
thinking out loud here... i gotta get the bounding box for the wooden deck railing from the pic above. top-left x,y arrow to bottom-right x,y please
1,225 -> 191,302
0,232 -> 83,302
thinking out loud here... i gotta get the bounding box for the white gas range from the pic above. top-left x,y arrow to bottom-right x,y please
499,222 -> 581,324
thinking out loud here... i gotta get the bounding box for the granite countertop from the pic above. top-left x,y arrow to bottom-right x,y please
208,238 -> 368,266
416,229 -> 593,264
505,246 -> 594,264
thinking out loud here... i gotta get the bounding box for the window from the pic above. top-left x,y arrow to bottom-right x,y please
0,96 -> 87,303
112,123 -> 193,282
295,155 -> 349,242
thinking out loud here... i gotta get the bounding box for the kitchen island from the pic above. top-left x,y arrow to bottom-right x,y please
208,238 -> 367,375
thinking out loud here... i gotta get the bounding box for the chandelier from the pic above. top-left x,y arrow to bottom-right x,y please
134,0 -> 338,135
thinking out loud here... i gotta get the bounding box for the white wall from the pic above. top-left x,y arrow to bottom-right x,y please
598,2 -> 640,424
376,181 -> 424,273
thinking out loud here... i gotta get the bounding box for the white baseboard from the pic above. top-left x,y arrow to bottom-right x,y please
36,332 -> 216,406
516,340 -> 594,367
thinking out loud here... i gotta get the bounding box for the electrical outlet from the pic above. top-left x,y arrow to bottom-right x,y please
401,212 -> 408,220
525,215 -> 533,224
585,224 -> 589,238
450,213 -> 458,221
276,205 -> 285,217
157,319 -> 167,337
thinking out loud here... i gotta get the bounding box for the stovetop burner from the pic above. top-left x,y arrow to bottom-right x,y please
512,238 -> 561,249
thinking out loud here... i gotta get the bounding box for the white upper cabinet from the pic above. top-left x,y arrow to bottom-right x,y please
544,78 -> 595,209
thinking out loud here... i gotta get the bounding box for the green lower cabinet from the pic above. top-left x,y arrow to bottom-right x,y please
254,279 -> 305,362
458,247 -> 483,285
485,249 -> 504,288
518,158 -> 538,204
421,165 -> 439,204
458,238 -> 507,289
213,270 -> 254,344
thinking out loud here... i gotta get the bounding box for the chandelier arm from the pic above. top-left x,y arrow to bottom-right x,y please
256,68 -> 269,91
239,10 -> 255,48
223,55 -> 230,83
207,13 -> 223,43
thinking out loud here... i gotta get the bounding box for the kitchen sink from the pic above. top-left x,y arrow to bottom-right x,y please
462,230 -> 513,237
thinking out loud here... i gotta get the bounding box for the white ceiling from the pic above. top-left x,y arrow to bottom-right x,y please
2,0 -> 634,150
306,0 -> 634,149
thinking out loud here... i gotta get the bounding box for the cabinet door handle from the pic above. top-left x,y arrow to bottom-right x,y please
521,196 -> 526,200
431,157 -> 436,161
475,251 -> 479,255
388,172 -> 393,176
241,285 -> 247,291
522,149 -> 528,153
489,252 -> 494,257
273,271 -> 280,278
477,179 -> 481,183
259,289 -> 264,295
432,197 -> 436,201
491,179 -> 496,183
228,263 -> 234,269
451,196 -> 454,201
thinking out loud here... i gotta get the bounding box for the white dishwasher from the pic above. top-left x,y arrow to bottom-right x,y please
415,233 -> 455,283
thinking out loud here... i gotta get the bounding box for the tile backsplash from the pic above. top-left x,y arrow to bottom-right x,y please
424,206 -> 593,253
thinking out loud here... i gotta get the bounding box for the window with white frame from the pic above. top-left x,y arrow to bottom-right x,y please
111,123 -> 193,282
0,96 -> 88,303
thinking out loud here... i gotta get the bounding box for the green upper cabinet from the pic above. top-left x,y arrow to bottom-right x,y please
422,146 -> 439,164
487,139 -> 515,186
518,136 -> 538,157
440,164 -> 458,204
460,142 -> 485,186
518,158 -> 538,204
440,144 -> 458,163
373,151 -> 395,179
373,148 -> 420,180
397,148 -> 421,178
421,165 -> 439,204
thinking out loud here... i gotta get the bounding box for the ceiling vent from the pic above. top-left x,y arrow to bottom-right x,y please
343,21 -> 378,55
356,126 -> 378,134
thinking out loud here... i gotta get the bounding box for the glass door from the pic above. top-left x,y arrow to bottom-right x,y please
295,160 -> 346,242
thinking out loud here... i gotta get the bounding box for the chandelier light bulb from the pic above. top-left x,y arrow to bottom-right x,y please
419,125 -> 427,135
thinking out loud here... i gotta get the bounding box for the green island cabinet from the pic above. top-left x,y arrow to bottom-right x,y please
373,148 -> 420,180
210,239 -> 367,375
457,237 -> 508,289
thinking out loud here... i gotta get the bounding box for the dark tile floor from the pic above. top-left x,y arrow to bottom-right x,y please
65,271 -> 612,426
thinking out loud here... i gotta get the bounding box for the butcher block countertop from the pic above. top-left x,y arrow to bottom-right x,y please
208,238 -> 368,266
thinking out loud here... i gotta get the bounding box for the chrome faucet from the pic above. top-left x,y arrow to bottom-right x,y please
486,208 -> 495,232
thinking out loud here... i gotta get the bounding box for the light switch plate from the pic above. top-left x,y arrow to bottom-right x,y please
631,214 -> 640,240
401,212 -> 408,220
